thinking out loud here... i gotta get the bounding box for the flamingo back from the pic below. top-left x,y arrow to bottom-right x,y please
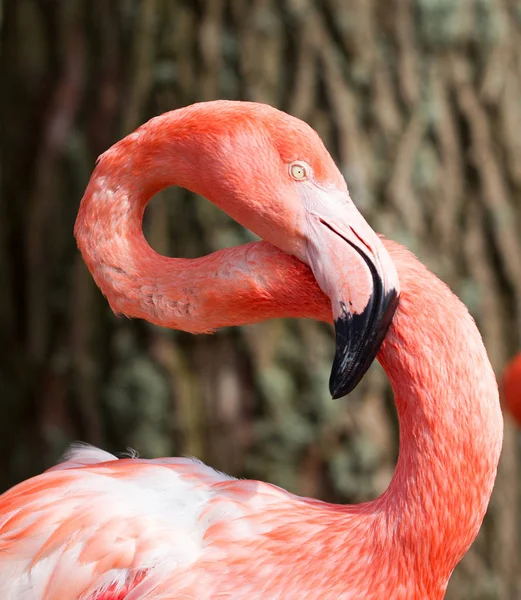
0,445 -> 241,599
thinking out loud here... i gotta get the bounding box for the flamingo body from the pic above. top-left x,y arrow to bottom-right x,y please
0,446 -> 385,599
0,102 -> 502,599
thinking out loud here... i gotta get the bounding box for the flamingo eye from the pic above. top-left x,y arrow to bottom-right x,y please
289,162 -> 309,181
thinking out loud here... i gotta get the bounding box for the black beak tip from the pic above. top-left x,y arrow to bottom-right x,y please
328,287 -> 399,400
330,387 -> 344,400
329,355 -> 362,399
330,382 -> 352,400
328,315 -> 361,399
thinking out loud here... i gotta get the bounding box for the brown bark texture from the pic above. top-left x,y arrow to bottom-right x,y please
1,0 -> 521,597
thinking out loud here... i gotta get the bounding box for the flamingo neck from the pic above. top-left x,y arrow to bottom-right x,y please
373,247 -> 502,586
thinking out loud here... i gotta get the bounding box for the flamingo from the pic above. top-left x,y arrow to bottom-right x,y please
502,352 -> 521,427
0,101 -> 502,599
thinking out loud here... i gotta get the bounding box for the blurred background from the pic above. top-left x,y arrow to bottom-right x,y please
1,0 -> 521,597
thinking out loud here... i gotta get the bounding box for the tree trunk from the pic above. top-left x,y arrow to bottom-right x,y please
1,1 -> 520,597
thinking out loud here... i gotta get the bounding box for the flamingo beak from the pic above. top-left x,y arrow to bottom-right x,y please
304,189 -> 399,399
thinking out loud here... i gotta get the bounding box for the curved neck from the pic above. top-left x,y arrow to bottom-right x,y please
373,248 -> 502,587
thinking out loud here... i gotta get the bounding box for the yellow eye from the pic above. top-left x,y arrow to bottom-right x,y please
290,162 -> 308,181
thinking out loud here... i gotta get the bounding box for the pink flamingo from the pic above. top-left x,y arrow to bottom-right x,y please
0,102 -> 502,599
502,352 -> 521,427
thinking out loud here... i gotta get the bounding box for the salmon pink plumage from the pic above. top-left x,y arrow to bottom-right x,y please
0,101 -> 503,599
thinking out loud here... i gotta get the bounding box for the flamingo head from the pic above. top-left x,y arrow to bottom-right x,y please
163,101 -> 400,398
